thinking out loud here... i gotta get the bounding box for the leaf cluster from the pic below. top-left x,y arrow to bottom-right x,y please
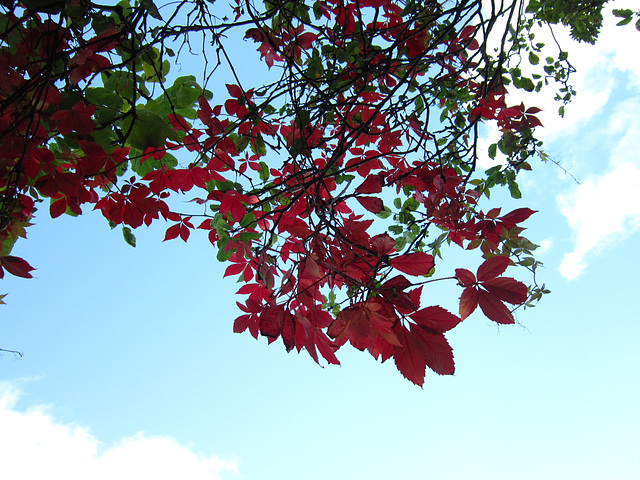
0,0 -> 602,383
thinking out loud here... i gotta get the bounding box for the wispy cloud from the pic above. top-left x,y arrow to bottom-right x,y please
515,3 -> 640,280
558,162 -> 640,280
557,97 -> 640,279
0,382 -> 239,480
555,13 -> 640,281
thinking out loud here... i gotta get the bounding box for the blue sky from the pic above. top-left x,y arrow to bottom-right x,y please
2,3 -> 640,479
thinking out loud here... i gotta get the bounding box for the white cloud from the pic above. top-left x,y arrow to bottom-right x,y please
558,163 -> 640,280
556,85 -> 640,280
521,2 -> 640,280
474,4 -> 640,281
536,238 -> 553,256
0,382 -> 239,480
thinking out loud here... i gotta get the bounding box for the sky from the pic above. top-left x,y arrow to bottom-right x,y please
1,2 -> 640,479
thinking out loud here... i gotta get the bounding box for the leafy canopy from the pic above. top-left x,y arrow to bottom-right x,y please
1,0 -> 626,384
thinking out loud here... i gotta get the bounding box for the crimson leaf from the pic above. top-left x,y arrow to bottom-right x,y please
483,277 -> 528,305
411,306 -> 462,333
0,256 -> 35,279
356,196 -> 384,213
477,255 -> 510,281
477,290 -> 515,324
390,252 -> 435,276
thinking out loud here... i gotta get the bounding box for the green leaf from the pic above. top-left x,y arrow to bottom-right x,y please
616,16 -> 632,26
613,8 -> 633,16
488,143 -> 497,159
122,227 -> 136,247
124,109 -> 175,151
506,171 -> 522,199
240,212 -> 257,228
259,162 -> 270,182
216,242 -> 234,262
519,257 -> 536,267
142,0 -> 162,20
172,77 -> 203,108
376,207 -> 392,219
143,59 -> 170,83
239,231 -> 262,244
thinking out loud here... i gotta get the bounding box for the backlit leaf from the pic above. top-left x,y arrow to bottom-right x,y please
478,290 -> 515,324
483,277 -> 528,305
393,325 -> 427,386
0,256 -> 35,279
356,196 -> 384,213
477,255 -> 510,281
411,306 -> 462,333
459,287 -> 478,319
390,252 -> 435,276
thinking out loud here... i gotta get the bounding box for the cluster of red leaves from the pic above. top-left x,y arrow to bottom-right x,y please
471,92 -> 543,131
0,13 -> 106,277
0,1 -> 543,385
456,256 -> 528,324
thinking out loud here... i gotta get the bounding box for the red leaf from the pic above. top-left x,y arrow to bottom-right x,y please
380,275 -> 411,291
224,263 -> 245,277
50,197 -> 67,218
483,277 -> 528,305
226,84 -> 243,98
236,283 -> 260,295
413,326 -> 455,375
499,208 -> 536,226
455,268 -> 476,286
393,325 -> 427,386
0,256 -> 35,279
393,322 -> 455,384
163,224 -> 181,241
459,287 -> 478,319
404,287 -> 423,314
459,25 -> 476,40
297,32 -> 317,49
259,305 -> 285,338
390,252 -> 435,276
315,330 -> 340,365
356,196 -> 383,213
281,311 -> 296,352
305,256 -> 321,278
355,174 -> 384,194
179,224 -> 190,242
327,304 -> 371,351
526,115 -> 543,128
381,289 -> 417,312
477,255 -> 510,281
411,306 -> 462,333
220,194 -> 247,223
233,314 -> 251,333
478,290 -> 515,324
372,233 -> 396,256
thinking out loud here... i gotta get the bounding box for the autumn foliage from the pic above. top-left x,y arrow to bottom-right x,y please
0,0 -> 582,385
